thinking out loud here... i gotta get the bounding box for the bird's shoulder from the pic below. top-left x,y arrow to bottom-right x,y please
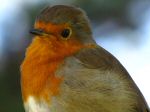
74,45 -> 122,70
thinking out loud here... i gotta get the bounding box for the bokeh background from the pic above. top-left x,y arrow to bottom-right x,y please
0,0 -> 150,111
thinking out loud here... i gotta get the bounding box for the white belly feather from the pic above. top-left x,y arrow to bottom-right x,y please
24,96 -> 51,112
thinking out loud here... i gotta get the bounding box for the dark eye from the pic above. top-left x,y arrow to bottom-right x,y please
61,28 -> 72,39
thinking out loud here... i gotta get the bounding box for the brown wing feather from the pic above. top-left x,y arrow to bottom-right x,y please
74,45 -> 149,112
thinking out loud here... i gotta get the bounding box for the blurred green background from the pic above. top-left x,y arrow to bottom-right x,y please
0,0 -> 150,111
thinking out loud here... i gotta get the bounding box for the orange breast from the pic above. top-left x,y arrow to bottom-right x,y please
21,36 -> 84,103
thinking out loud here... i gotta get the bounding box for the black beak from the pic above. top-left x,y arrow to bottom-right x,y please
30,29 -> 45,36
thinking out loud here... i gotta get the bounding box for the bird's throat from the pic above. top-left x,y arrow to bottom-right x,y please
21,37 -> 84,103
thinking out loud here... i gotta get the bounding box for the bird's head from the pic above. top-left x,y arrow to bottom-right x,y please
29,5 -> 95,59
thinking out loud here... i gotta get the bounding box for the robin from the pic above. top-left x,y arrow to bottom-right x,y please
21,5 -> 149,112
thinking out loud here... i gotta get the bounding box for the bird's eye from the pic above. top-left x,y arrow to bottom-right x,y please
61,28 -> 72,39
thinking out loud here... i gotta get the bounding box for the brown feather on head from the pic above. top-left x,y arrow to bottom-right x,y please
35,5 -> 95,44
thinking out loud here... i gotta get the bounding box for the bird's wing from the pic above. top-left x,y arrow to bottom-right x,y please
73,45 -> 149,112
74,45 -> 122,69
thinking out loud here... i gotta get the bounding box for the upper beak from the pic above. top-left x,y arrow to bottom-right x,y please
30,29 -> 50,36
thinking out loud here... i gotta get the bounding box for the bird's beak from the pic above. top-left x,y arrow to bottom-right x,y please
30,29 -> 50,36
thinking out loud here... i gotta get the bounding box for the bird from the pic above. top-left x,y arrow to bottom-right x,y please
21,5 -> 149,112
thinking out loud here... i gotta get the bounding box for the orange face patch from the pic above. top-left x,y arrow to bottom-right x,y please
35,21 -> 69,37
21,21 -> 84,103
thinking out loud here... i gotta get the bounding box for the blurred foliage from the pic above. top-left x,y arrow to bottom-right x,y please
76,0 -> 130,20
0,53 -> 24,111
0,0 -> 140,111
